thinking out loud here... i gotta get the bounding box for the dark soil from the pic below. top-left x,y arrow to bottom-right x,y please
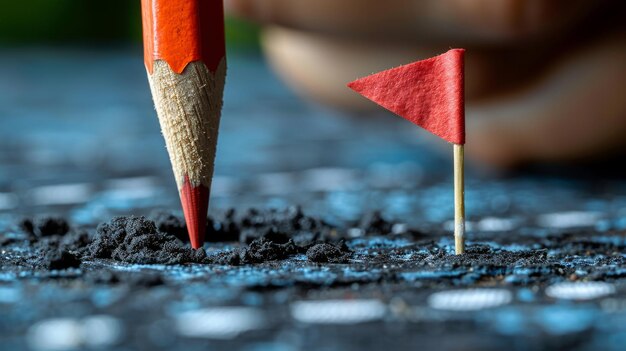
4,207 -> 626,351
237,237 -> 301,264
306,241 -> 351,263
41,249 -> 82,270
9,210 -> 359,268
357,211 -> 393,235
87,216 -> 207,264
20,216 -> 70,237
150,211 -> 190,243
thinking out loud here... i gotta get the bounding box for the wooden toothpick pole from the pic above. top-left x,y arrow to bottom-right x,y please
454,144 -> 465,254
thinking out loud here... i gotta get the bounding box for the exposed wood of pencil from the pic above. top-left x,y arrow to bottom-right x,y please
147,59 -> 225,190
454,144 -> 465,254
146,58 -> 226,248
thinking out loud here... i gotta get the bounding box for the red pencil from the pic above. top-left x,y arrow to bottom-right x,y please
141,0 -> 226,248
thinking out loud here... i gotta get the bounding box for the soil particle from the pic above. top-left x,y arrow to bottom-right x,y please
215,237 -> 302,265
359,211 -> 393,235
211,250 -> 243,266
239,237 -> 301,264
85,270 -> 165,287
39,249 -> 82,270
36,230 -> 91,253
151,210 -> 240,243
150,211 -> 189,243
306,241 -> 352,263
10,217 -> 89,270
422,245 -> 551,269
125,273 -> 165,287
18,218 -> 34,236
239,206 -> 333,244
86,270 -> 121,284
258,227 -> 291,244
87,216 -> 207,264
20,216 -> 70,237
13,209 -> 401,268
60,230 -> 92,252
207,208 -> 240,243
145,207 -> 335,246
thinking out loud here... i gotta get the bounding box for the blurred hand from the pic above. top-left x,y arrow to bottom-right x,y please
228,0 -> 626,169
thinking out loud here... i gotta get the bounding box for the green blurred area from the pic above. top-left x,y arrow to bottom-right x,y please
0,0 -> 260,48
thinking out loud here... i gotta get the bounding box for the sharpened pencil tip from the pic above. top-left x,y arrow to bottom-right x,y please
180,177 -> 209,249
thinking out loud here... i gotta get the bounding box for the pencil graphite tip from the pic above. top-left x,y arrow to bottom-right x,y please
180,178 -> 209,249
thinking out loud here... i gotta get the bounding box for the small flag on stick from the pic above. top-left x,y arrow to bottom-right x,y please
348,49 -> 466,254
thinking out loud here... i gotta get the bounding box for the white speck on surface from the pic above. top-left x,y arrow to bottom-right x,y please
477,217 -> 516,232
428,289 -> 513,311
0,192 -> 18,210
30,183 -> 93,206
28,318 -> 82,351
301,168 -> 358,192
455,219 -> 465,238
82,315 -> 123,347
105,176 -> 158,190
347,228 -> 364,238
255,172 -> 297,195
392,223 -> 408,234
290,299 -> 387,324
444,220 -> 474,232
537,212 -> 602,229
0,286 -> 20,303
546,282 -> 616,300
210,176 -> 239,196
175,307 -> 265,339
27,315 -> 121,351
103,176 -> 158,200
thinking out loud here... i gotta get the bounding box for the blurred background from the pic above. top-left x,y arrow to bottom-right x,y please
2,0 -> 626,166
0,0 -> 625,222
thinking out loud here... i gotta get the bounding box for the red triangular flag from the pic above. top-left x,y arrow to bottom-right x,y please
348,49 -> 465,144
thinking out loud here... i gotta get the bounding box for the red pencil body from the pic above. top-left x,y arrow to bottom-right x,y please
142,0 -> 226,74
